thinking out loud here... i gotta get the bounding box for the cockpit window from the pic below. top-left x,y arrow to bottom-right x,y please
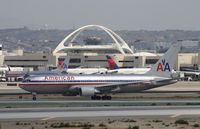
23,74 -> 30,79
22,78 -> 31,82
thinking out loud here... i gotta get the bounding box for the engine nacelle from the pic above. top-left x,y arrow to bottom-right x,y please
79,87 -> 97,96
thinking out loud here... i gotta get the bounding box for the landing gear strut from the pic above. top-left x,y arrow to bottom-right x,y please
91,95 -> 112,100
32,93 -> 37,101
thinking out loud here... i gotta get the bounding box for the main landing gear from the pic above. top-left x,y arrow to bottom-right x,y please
91,95 -> 112,100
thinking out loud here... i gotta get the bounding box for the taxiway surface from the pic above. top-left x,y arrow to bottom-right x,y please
0,106 -> 199,121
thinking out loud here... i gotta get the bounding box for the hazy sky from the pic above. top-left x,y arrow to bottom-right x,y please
0,0 -> 200,30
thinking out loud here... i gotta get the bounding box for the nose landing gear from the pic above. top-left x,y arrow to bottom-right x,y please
32,93 -> 37,100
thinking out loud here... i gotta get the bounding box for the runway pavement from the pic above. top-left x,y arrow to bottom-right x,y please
0,106 -> 200,121
0,100 -> 200,108
1,100 -> 200,104
0,81 -> 199,121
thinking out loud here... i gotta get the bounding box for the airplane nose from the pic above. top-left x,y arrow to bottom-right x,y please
18,83 -> 24,89
167,79 -> 178,85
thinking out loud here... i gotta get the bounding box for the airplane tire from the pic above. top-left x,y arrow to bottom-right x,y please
106,96 -> 112,100
102,96 -> 107,100
91,96 -> 96,100
96,96 -> 101,100
32,92 -> 37,101
32,96 -> 36,101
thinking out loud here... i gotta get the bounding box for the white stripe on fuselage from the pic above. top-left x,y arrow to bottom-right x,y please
22,74 -> 168,84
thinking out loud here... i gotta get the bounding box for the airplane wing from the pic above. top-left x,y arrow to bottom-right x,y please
95,81 -> 152,93
69,81 -> 152,94
182,71 -> 200,75
106,70 -> 118,74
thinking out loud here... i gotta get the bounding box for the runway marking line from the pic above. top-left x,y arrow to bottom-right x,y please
41,117 -> 55,121
170,114 -> 180,118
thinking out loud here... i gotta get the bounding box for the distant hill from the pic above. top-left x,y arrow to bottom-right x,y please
0,27 -> 199,53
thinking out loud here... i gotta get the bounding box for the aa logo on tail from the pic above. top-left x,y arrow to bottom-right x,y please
156,59 -> 171,72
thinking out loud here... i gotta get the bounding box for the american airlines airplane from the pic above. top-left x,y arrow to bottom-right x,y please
19,44 -> 181,100
106,55 -> 150,74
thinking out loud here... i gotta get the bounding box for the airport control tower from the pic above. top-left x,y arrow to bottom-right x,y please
0,44 -> 4,66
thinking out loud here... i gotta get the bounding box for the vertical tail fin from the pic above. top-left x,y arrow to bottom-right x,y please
146,43 -> 181,78
63,58 -> 69,70
106,55 -> 119,70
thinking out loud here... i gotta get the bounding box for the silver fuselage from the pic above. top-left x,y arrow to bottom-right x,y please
19,74 -> 177,94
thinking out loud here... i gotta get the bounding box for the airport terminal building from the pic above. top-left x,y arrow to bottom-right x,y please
0,25 -> 199,72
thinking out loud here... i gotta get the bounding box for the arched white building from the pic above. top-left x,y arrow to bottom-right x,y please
52,25 -> 162,68
53,25 -> 133,55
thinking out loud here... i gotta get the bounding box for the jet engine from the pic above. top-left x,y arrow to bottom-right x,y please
79,87 -> 98,96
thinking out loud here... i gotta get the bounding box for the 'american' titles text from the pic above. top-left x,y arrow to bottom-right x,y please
44,76 -> 75,81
